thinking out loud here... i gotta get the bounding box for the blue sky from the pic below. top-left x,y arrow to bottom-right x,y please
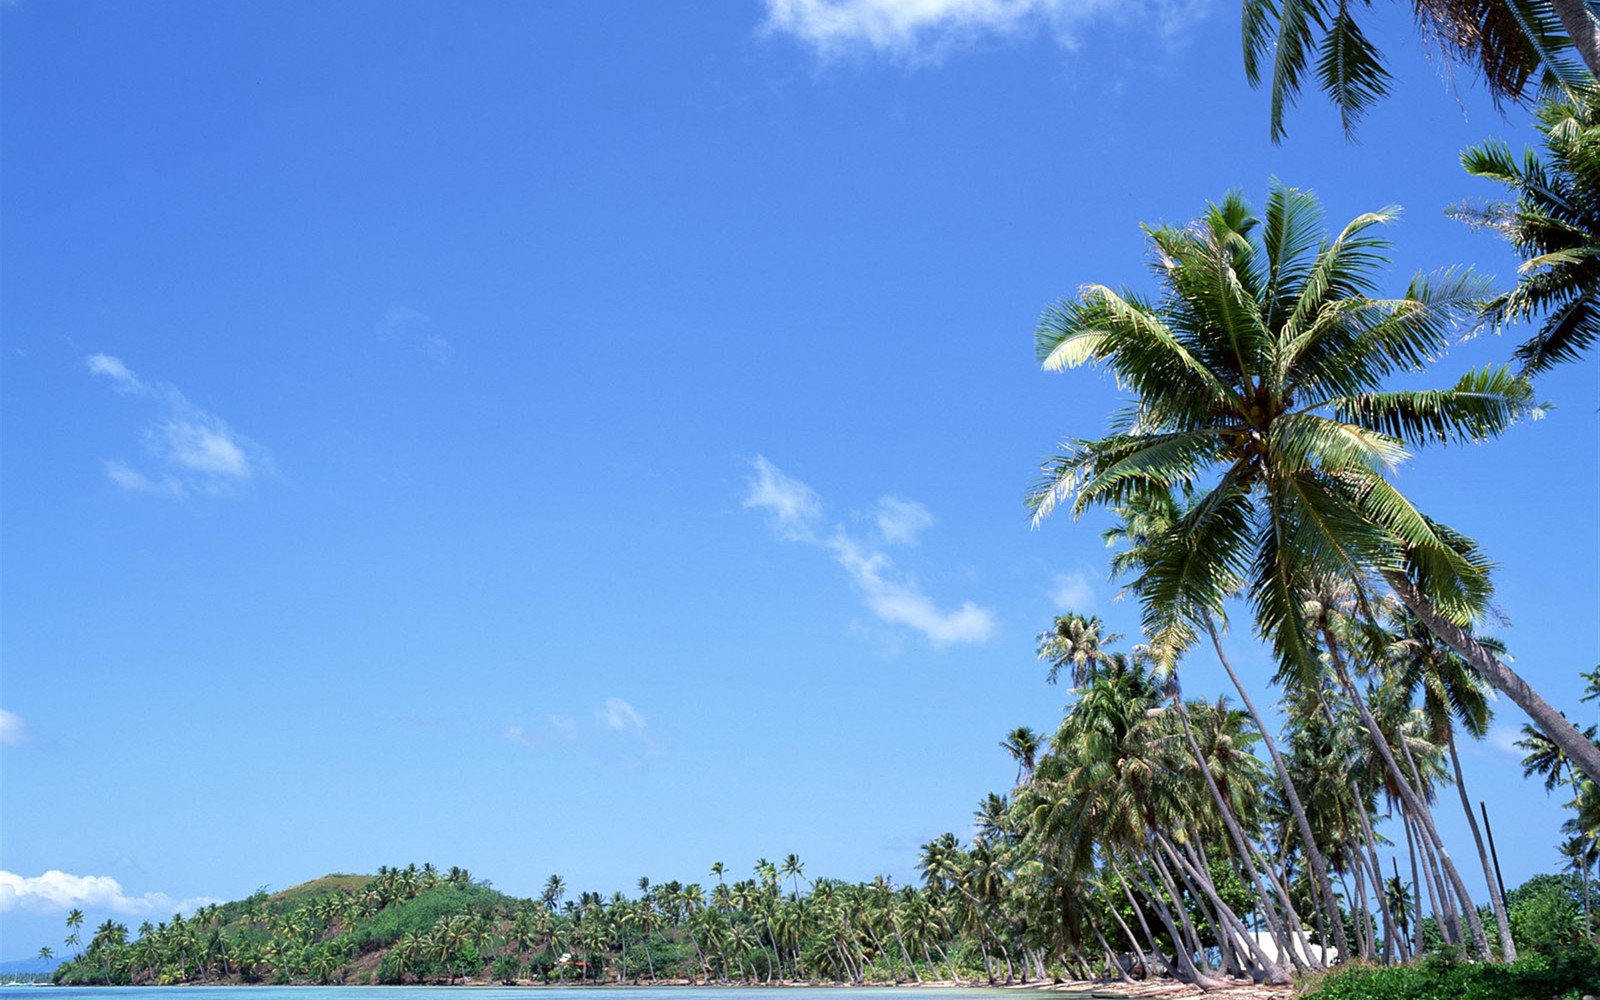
2,0 -> 1596,962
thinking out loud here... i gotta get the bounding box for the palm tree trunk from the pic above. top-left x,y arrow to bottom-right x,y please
1389,574 -> 1600,787
1395,712 -> 1491,958
1405,809 -> 1426,955
1092,925 -> 1131,982
1116,860 -> 1170,972
1205,616 -> 1350,962
1545,0 -> 1600,77
1325,634 -> 1490,959
1172,693 -> 1316,971
1099,879 -> 1151,978
1162,833 -> 1292,983
1448,734 -> 1516,960
1349,787 -> 1403,963
1135,859 -> 1226,990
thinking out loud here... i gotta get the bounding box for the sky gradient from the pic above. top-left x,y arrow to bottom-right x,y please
3,0 -> 1597,962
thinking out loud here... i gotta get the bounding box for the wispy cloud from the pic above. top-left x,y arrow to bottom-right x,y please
379,306 -> 450,365
744,456 -> 995,647
762,0 -> 1208,61
875,496 -> 933,545
0,870 -> 220,917
0,709 -> 33,748
599,698 -> 646,730
1486,724 -> 1525,759
505,702 -> 651,749
744,455 -> 824,541
87,354 -> 272,499
1049,570 -> 1097,612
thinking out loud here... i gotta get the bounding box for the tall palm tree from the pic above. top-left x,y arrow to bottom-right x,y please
1459,92 -> 1600,374
1027,184 -> 1600,788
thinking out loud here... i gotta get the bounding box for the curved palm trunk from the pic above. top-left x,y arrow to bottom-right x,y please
1098,880 -> 1151,978
1349,787 -> 1404,962
1448,735 -> 1517,960
1390,574 -> 1600,788
1172,693 -> 1317,972
1546,0 -> 1600,78
1139,856 -> 1228,990
1205,617 -> 1350,960
1160,832 -> 1292,983
1325,631 -> 1491,959
1115,860 -> 1171,975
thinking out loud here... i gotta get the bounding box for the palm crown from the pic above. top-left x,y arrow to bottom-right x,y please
1028,184 -> 1600,787
1030,184 -> 1535,666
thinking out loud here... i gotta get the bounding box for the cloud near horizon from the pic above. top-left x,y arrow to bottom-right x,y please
744,456 -> 995,646
762,0 -> 1209,60
0,870 -> 220,917
87,354 -> 272,499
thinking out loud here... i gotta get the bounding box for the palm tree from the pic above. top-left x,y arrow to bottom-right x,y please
1459,93 -> 1600,374
1103,488 -> 1351,960
1000,726 -> 1042,787
1241,0 -> 1594,142
1027,184 -> 1600,789
1038,614 -> 1119,687
781,854 -> 807,899
65,909 -> 85,959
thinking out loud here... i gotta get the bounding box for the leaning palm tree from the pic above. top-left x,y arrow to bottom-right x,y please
1027,184 -> 1600,788
1459,92 -> 1600,373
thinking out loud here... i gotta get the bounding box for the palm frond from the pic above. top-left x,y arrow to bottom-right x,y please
1330,365 -> 1543,444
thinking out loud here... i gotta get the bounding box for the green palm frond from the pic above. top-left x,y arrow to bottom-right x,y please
1318,4 -> 1390,134
1331,365 -> 1542,444
1270,411 -> 1411,472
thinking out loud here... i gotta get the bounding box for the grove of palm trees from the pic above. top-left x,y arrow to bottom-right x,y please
27,4 -> 1600,999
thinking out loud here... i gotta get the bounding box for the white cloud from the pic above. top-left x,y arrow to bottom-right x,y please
0,709 -> 33,747
875,496 -> 934,545
763,0 -> 1210,60
832,535 -> 995,644
379,305 -> 450,365
744,455 -> 824,541
0,871 -> 219,917
87,354 -> 271,499
745,457 -> 995,647
1049,570 -> 1097,612
86,353 -> 138,389
1487,725 -> 1525,758
600,698 -> 647,730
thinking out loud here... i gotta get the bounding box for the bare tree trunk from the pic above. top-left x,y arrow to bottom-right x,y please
1136,860 -> 1228,990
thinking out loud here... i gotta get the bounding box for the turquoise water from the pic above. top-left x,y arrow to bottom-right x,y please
0,989 -> 1123,1000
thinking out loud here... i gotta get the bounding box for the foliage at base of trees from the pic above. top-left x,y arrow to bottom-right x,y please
1300,947 -> 1600,1000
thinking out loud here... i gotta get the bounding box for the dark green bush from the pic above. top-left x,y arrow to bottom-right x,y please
1301,946 -> 1600,1000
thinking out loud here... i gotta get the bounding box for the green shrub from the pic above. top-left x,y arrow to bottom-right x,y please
1301,947 -> 1600,1000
